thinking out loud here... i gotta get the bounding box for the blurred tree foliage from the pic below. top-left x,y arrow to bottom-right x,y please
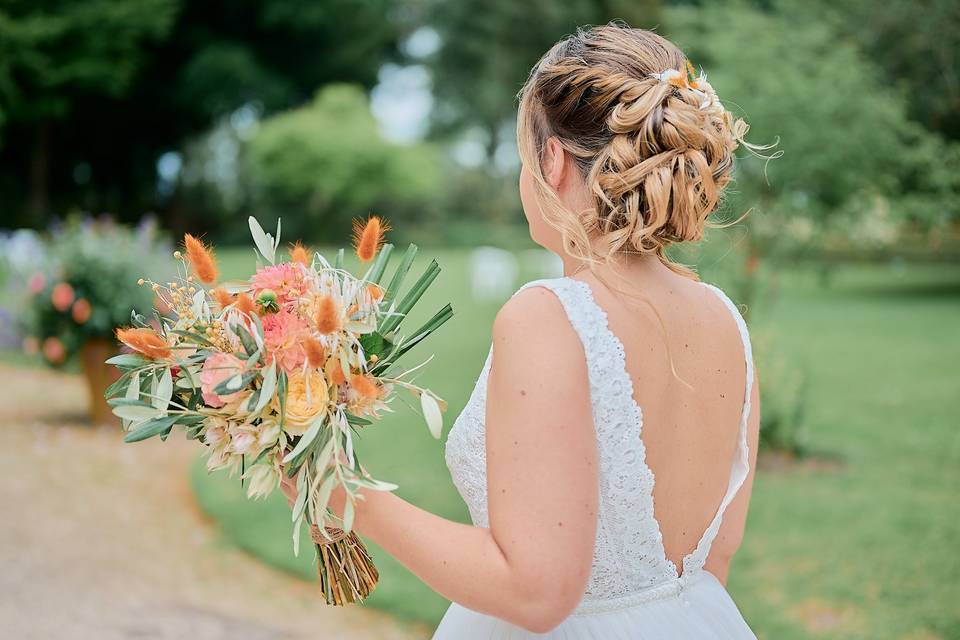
664,0 -> 958,253
246,84 -> 442,243
0,0 -> 179,216
0,0 -> 407,229
428,0 -> 664,159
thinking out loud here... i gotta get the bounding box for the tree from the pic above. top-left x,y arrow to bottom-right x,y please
0,0 -> 409,229
246,84 -> 442,242
428,0 -> 664,161
0,0 -> 179,216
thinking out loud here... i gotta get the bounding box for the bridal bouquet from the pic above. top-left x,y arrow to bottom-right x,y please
105,216 -> 452,605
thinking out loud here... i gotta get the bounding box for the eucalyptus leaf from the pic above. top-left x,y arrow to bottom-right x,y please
123,415 -> 180,442
248,216 -> 276,264
282,419 -> 322,464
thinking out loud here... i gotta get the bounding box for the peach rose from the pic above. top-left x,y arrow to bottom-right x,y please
272,369 -> 328,436
199,352 -> 247,408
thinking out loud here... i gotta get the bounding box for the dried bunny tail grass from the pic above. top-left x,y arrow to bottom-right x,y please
289,241 -> 311,267
350,373 -> 380,399
304,337 -> 325,368
183,234 -> 218,284
353,216 -> 389,263
116,327 -> 171,359
235,292 -> 256,315
366,284 -> 383,301
315,295 -> 340,334
326,357 -> 347,386
212,287 -> 234,308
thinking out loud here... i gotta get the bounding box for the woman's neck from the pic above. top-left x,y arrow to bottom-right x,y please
561,251 -> 672,284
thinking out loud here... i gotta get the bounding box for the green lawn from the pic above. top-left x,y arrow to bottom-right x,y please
192,246 -> 960,639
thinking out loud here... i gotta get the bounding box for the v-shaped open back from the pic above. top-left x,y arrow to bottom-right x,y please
444,275 -> 755,617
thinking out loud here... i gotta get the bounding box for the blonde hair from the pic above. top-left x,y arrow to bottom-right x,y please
518,24 -> 753,279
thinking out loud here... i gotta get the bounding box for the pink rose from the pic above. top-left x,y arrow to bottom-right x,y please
199,352 -> 247,408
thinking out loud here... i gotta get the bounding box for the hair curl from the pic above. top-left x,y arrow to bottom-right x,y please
518,24 -> 752,278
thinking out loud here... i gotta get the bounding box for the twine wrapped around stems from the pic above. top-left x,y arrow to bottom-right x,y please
308,524 -> 379,605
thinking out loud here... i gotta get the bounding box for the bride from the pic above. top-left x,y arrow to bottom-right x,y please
284,23 -> 762,639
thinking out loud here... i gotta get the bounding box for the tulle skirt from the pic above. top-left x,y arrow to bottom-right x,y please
432,571 -> 756,639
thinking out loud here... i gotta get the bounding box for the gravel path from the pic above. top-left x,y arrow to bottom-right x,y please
0,364 -> 430,640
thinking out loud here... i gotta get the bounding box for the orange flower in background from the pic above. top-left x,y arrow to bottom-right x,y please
71,298 -> 92,324
51,282 -> 75,312
353,216 -> 389,263
116,327 -> 171,360
303,337 -> 325,368
28,273 -> 45,294
42,337 -> 66,365
315,295 -> 340,334
350,373 -> 380,399
289,241 -> 311,267
183,233 -> 218,284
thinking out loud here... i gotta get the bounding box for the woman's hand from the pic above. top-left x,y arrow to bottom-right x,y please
279,473 -> 297,508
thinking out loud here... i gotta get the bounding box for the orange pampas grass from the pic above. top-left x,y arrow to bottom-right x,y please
235,292 -> 256,315
315,295 -> 340,334
289,242 -> 311,267
183,234 -> 218,284
350,374 -> 380,399
304,337 -> 325,368
353,216 -> 389,263
116,327 -> 171,360
366,284 -> 383,301
212,287 -> 233,308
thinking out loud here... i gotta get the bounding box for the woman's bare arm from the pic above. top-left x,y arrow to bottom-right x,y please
286,287 -> 598,632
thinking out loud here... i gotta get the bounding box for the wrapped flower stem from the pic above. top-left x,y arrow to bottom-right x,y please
311,525 -> 379,605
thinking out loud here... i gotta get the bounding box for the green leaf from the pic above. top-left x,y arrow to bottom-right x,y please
358,331 -> 391,360
282,419 -> 323,464
105,353 -> 150,368
169,329 -> 215,347
334,248 -> 344,271
153,368 -> 173,410
232,323 -> 260,358
379,259 -> 440,335
345,413 -> 372,427
383,243 -> 418,306
342,499 -> 355,533
113,404 -> 163,422
363,243 -> 394,284
249,216 -> 276,263
123,415 -> 180,442
213,370 -> 257,396
255,361 -> 277,414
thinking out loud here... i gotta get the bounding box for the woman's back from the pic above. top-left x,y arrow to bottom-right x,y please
439,271 -> 759,638
582,266 -> 760,582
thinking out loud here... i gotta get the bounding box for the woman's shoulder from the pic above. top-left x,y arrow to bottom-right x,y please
492,278 -> 586,368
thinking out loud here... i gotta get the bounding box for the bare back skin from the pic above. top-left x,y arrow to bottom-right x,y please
576,261 -> 760,584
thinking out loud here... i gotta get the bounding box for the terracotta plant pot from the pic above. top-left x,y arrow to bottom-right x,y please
80,337 -> 121,425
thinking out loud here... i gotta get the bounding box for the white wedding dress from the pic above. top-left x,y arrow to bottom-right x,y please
437,277 -> 756,639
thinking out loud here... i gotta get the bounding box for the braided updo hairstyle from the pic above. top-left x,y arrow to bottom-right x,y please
518,24 -> 751,278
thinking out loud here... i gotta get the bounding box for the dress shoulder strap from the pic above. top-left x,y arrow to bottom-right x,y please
682,282 -> 755,576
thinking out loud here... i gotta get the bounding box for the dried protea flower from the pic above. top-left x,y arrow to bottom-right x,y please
352,216 -> 389,263
183,234 -> 218,284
